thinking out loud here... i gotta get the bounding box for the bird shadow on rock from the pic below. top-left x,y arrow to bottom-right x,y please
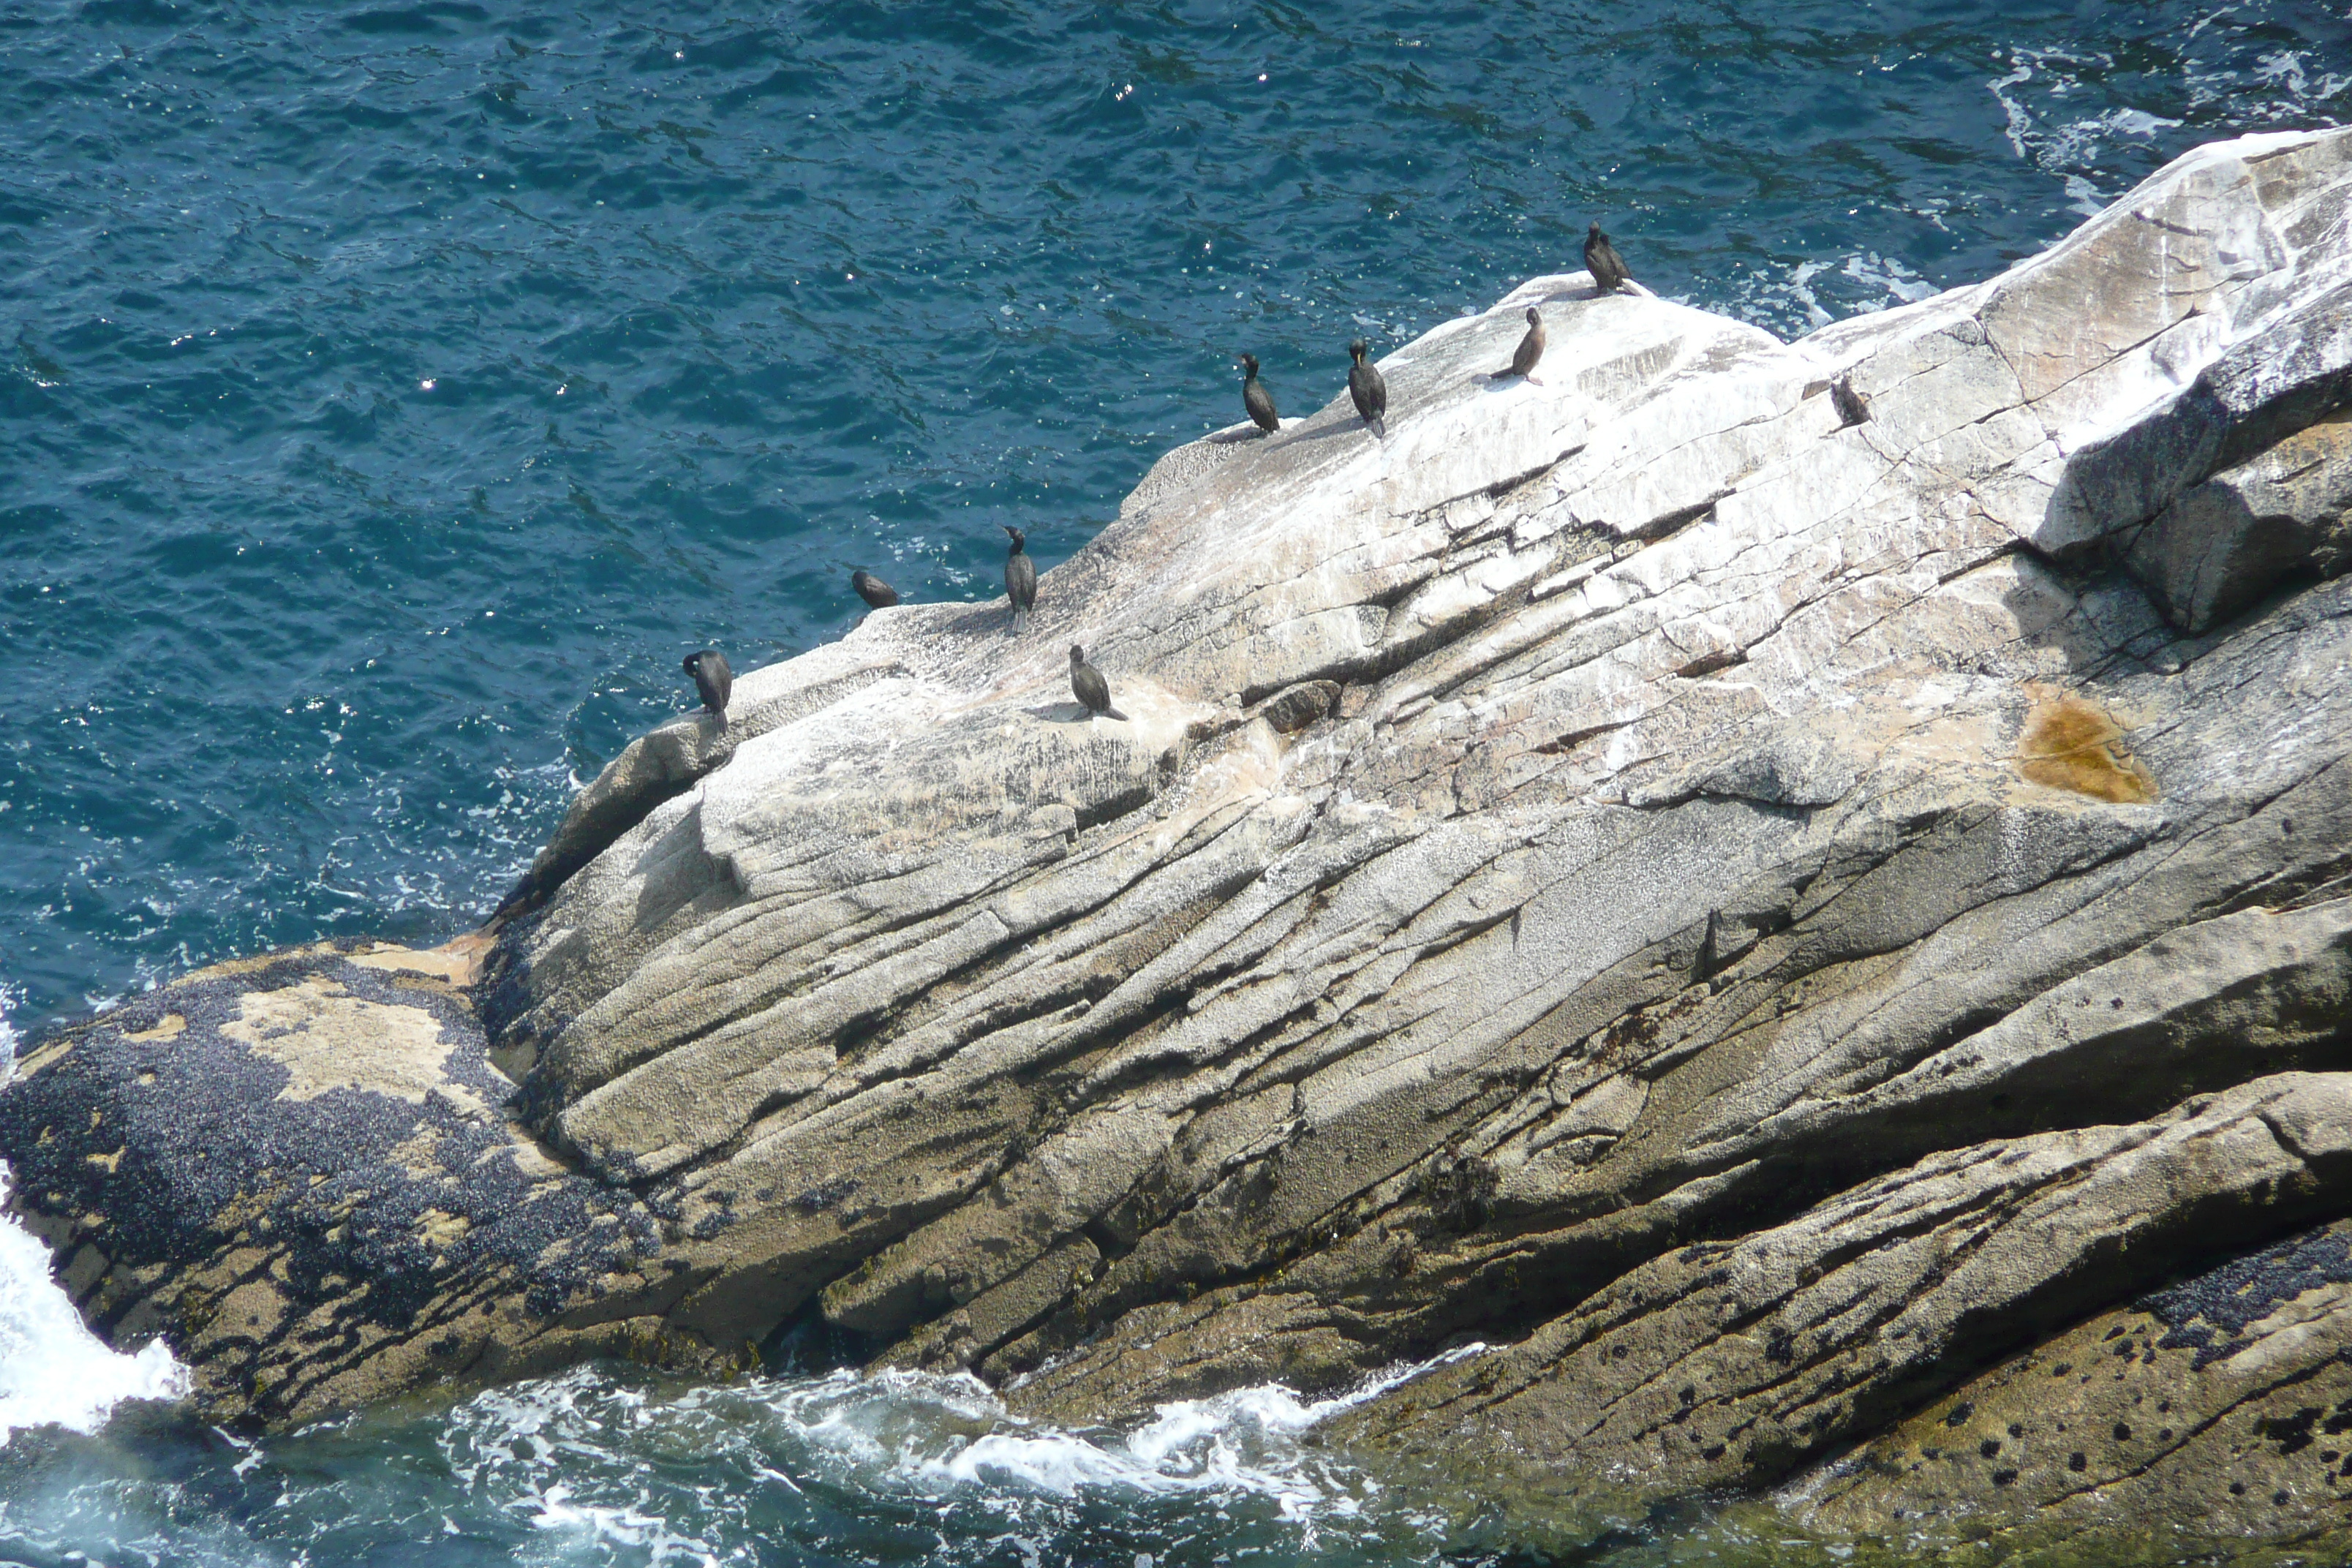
1025,701 -> 1104,724
1283,418 -> 1386,450
921,600 -> 1018,644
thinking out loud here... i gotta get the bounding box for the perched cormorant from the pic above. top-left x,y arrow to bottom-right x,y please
1348,339 -> 1388,439
851,569 -> 900,610
1584,223 -> 1632,292
1240,354 -> 1281,435
684,648 -> 732,725
1003,526 -> 1037,633
1831,376 -> 1873,429
1068,645 -> 1128,721
1504,306 -> 1546,383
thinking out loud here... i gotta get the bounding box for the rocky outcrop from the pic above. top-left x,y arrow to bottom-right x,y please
1330,1073 -> 2352,1540
2127,410 -> 2352,633
7,128 -> 2352,1547
1791,1215 -> 2352,1542
0,941 -> 706,1421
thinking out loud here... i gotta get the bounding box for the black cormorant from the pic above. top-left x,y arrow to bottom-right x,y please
851,570 -> 900,609
684,649 -> 732,725
1504,306 -> 1546,383
1585,223 -> 1632,292
1348,339 -> 1387,439
1240,354 -> 1281,436
1069,645 -> 1128,721
1003,526 -> 1037,633
1831,376 -> 1873,429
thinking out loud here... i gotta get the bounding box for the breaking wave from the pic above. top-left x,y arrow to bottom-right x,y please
0,1001 -> 189,1447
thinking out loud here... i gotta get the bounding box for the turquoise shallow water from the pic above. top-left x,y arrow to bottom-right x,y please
2,1 -> 2351,1563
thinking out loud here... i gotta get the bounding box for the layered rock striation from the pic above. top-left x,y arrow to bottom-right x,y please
7,128 -> 2352,1543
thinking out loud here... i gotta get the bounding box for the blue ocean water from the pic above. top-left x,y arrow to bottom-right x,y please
2,2 -> 2350,1564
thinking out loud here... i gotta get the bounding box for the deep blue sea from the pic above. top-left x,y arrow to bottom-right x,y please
2,3 -> 2348,1564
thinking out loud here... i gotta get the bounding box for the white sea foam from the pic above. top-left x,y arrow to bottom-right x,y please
1734,251 -> 1943,336
1988,45 -> 2187,214
892,1372 -> 1381,1515
0,1000 -> 189,1445
434,1343 -> 1485,1561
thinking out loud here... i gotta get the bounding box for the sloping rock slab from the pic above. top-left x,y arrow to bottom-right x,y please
2127,409 -> 2352,631
1322,1074 -> 2352,1534
1791,1217 -> 2352,1547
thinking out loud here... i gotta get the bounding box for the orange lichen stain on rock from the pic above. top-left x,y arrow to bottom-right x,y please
2016,693 -> 2157,804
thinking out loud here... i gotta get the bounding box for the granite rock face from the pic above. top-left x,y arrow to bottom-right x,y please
1330,1073 -> 2352,1526
8,129 -> 2352,1545
1791,1215 -> 2352,1541
2127,410 -> 2352,632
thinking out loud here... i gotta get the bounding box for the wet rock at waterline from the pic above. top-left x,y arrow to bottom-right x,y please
1793,1216 -> 2352,1542
1328,1074 -> 2352,1542
0,943 -> 733,1424
8,129 -> 2352,1550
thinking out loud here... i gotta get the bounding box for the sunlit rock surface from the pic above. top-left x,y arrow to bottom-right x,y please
7,127 -> 2352,1546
